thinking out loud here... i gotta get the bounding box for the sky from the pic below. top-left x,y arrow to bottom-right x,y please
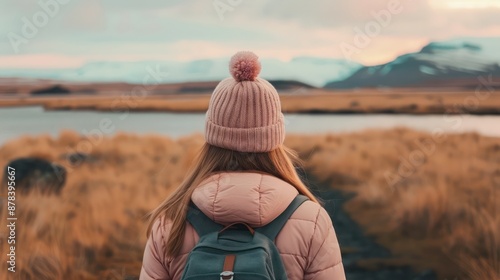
1,0 -> 500,69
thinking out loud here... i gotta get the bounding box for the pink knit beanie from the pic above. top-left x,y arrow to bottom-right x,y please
205,51 -> 285,152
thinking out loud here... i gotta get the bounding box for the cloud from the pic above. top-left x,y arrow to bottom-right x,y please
0,0 -> 499,66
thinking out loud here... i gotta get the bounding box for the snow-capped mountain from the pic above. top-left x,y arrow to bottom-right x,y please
326,37 -> 500,89
0,57 -> 362,88
3,37 -> 499,89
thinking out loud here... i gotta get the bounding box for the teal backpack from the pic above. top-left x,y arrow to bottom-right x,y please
181,195 -> 308,280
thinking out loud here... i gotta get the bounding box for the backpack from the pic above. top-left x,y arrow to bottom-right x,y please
181,195 -> 309,280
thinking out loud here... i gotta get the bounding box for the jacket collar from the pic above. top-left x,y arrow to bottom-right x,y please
191,171 -> 299,227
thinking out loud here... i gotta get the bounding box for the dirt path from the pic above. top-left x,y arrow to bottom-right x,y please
304,173 -> 437,280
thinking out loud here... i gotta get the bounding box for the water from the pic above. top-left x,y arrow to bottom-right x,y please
0,106 -> 499,144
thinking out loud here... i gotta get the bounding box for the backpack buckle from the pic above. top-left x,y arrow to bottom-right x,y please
220,271 -> 234,280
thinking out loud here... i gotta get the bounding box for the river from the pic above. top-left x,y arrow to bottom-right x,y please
0,106 -> 499,144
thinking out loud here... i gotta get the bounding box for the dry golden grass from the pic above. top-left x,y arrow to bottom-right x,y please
0,129 -> 498,279
1,90 -> 500,114
286,129 -> 500,279
0,131 -> 205,279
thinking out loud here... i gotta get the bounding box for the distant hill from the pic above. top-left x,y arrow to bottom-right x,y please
326,37 -> 500,89
31,85 -> 71,95
0,78 -> 314,95
177,80 -> 313,93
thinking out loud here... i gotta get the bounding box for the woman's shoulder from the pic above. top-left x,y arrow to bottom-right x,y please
289,200 -> 334,235
150,216 -> 199,258
148,216 -> 174,241
275,200 -> 336,260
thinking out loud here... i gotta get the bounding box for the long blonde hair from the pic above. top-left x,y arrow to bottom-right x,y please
145,142 -> 318,257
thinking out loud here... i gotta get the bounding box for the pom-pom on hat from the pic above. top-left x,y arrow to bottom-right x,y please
205,51 -> 285,152
229,51 -> 262,82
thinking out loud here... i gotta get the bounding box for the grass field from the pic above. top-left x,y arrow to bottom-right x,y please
1,90 -> 500,115
0,129 -> 499,279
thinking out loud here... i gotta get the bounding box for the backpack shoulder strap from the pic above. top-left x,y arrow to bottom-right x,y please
256,195 -> 309,240
186,201 -> 224,237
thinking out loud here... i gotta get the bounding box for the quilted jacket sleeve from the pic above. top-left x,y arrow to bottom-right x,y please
304,206 -> 346,280
139,219 -> 171,280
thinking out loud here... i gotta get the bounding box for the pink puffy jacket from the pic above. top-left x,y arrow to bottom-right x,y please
140,171 -> 345,280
